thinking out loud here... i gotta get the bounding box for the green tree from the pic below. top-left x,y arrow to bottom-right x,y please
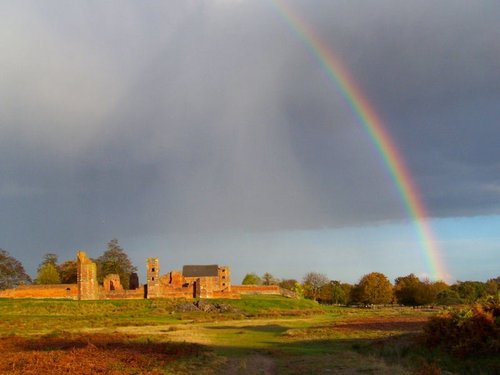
34,253 -> 62,284
430,280 -> 449,302
96,239 -> 137,289
242,272 -> 262,285
36,263 -> 61,284
318,280 -> 347,304
394,273 -> 421,306
452,281 -> 487,303
414,279 -> 449,306
58,260 -> 77,284
436,288 -> 462,305
291,282 -> 304,298
351,272 -> 393,305
0,249 -> 31,289
302,272 -> 329,301
37,253 -> 58,271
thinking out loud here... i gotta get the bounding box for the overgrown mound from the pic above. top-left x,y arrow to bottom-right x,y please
421,298 -> 500,357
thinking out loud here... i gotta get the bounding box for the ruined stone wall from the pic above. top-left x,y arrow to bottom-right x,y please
197,276 -> 219,298
211,290 -> 241,299
231,285 -> 297,298
0,252 -> 243,301
103,274 -> 123,292
0,284 -> 78,299
77,251 -> 98,300
101,288 -> 144,300
154,272 -> 193,299
164,271 -> 184,288
232,285 -> 281,295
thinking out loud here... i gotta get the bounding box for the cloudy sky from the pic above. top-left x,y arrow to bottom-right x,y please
1,0 -> 499,284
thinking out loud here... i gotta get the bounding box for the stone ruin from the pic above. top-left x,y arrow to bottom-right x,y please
0,250 -> 287,300
77,251 -> 98,300
145,258 -> 239,299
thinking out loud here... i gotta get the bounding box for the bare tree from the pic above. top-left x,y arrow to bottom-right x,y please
302,272 -> 329,301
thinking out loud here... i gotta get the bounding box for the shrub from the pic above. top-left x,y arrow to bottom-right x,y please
422,300 -> 500,357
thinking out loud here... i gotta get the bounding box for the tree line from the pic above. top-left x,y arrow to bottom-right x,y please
1,244 -> 499,305
0,239 -> 137,290
242,271 -> 500,306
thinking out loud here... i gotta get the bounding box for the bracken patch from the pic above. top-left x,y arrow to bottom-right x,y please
0,333 -> 207,374
421,302 -> 500,357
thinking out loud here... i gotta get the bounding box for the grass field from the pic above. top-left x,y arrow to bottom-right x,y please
0,296 -> 495,374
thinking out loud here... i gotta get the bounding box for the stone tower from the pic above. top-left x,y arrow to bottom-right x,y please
146,257 -> 160,298
77,250 -> 98,300
218,266 -> 231,291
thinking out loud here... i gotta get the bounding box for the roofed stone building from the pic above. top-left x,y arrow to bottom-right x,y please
145,259 -> 239,299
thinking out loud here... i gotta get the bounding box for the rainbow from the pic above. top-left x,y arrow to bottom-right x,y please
272,0 -> 448,281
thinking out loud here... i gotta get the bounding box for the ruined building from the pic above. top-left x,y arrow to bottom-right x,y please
145,258 -> 239,299
0,251 -> 286,300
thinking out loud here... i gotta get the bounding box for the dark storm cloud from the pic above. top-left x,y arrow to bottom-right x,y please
290,0 -> 500,218
1,0 -> 499,267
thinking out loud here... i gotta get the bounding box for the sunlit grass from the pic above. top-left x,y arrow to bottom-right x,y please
1,297 -> 489,374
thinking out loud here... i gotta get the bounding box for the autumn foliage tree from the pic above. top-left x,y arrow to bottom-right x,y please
58,260 -> 77,284
0,249 -> 31,289
351,272 -> 393,305
394,274 -> 448,306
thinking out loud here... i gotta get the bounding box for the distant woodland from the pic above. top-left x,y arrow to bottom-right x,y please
1,240 -> 499,306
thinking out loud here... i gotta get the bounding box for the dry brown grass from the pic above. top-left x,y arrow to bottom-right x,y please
284,315 -> 428,341
330,316 -> 428,332
0,333 -> 210,374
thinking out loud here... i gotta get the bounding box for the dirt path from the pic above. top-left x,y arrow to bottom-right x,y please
223,354 -> 277,375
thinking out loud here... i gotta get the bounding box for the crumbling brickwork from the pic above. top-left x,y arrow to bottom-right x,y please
0,284 -> 78,299
77,251 -> 98,300
103,274 -> 123,292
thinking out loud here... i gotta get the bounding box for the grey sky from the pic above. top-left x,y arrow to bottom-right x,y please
1,1 -> 499,281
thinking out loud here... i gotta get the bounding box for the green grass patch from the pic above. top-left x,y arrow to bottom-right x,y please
2,297 -> 496,373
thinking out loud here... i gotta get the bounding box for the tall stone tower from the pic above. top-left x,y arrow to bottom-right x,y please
146,257 -> 160,298
77,250 -> 98,300
218,266 -> 231,291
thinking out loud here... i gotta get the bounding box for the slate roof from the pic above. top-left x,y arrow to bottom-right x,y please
182,265 -> 219,277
